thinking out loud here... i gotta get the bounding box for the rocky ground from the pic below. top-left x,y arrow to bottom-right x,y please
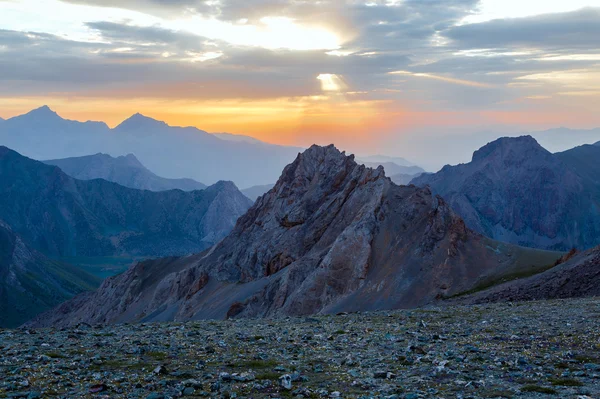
2,298 -> 600,399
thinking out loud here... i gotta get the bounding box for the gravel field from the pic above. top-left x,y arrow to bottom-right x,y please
2,298 -> 600,399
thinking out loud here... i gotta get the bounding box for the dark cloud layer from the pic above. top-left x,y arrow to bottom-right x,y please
446,8 -> 600,49
1,1 -> 599,110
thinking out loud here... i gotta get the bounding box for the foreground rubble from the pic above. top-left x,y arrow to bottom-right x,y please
2,298 -> 600,399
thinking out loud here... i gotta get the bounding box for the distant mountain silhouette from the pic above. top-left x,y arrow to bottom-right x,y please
389,172 -> 424,185
28,145 -> 559,327
0,146 -> 252,257
412,136 -> 600,250
241,184 -> 275,201
360,161 -> 425,176
45,153 -> 206,192
0,106 -> 303,188
357,155 -> 416,167
0,221 -> 100,328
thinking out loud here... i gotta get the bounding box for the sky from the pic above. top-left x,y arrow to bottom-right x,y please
1,0 -> 599,159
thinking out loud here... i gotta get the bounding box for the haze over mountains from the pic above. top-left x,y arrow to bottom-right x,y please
0,146 -> 252,257
0,221 -> 100,328
412,136 -> 600,251
28,145 -> 560,328
45,153 -> 207,192
0,106 -> 303,188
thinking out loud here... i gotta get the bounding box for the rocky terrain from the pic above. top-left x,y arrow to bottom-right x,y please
412,136 -> 600,251
0,146 -> 252,257
462,245 -> 600,304
27,145 -> 560,328
44,153 -> 206,192
0,222 -> 99,328
4,298 -> 600,398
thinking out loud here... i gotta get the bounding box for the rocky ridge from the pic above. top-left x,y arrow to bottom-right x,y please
27,145 -> 559,328
412,136 -> 600,251
0,146 -> 252,257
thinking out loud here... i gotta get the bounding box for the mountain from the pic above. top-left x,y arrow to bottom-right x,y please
0,106 -> 110,160
360,161 -> 425,176
241,184 -> 276,201
412,136 -> 600,251
463,245 -> 600,304
595,141 -> 600,146
212,132 -> 265,145
357,155 -> 416,167
532,127 -> 600,153
44,153 -> 206,192
0,146 -> 252,257
27,145 -> 559,328
390,172 -> 423,185
0,221 -> 100,328
0,106 -> 303,188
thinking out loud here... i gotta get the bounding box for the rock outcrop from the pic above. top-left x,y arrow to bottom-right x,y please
0,221 -> 99,328
412,137 -> 600,251
27,145 -> 559,327
0,146 -> 252,257
44,153 -> 206,192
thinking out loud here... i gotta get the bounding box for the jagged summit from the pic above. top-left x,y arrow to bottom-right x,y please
27,145 -> 555,328
115,112 -> 168,131
471,135 -> 549,163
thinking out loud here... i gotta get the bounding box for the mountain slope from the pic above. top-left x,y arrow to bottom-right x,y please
412,136 -> 600,251
28,145 -> 559,328
44,153 -> 206,192
462,245 -> 600,304
0,146 -> 252,257
0,106 -> 303,187
0,221 -> 100,328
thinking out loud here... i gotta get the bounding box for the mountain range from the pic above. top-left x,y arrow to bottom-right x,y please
0,221 -> 100,328
27,145 -> 560,328
412,136 -> 600,251
0,106 -> 303,188
44,153 -> 207,192
0,146 -> 252,257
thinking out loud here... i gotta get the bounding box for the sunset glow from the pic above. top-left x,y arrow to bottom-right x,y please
1,0 -> 600,158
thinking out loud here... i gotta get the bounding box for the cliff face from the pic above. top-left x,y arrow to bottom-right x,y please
28,145 -> 558,328
412,136 -> 600,251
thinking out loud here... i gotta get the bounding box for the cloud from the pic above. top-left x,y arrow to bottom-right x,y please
445,7 -> 600,49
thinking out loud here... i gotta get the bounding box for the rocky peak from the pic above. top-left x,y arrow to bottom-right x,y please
28,145 -> 547,327
471,135 -> 550,164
